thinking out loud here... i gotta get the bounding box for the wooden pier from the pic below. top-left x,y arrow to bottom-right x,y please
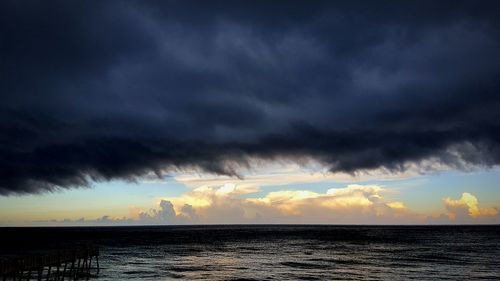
0,245 -> 99,281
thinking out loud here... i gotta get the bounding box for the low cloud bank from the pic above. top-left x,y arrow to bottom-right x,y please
29,185 -> 499,225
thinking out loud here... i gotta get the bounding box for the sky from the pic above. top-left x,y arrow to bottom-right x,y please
0,0 -> 499,225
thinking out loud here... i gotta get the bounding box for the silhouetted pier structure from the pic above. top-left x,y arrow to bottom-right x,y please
0,245 -> 99,281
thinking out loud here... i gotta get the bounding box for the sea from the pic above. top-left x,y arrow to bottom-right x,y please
1,225 -> 499,280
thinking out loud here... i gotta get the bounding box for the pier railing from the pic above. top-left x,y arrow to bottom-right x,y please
0,245 -> 99,280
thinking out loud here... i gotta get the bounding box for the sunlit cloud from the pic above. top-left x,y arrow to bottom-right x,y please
17,184 -> 499,226
144,183 -> 422,224
443,192 -> 498,220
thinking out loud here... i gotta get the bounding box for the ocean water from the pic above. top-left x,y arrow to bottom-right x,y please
1,225 -> 500,280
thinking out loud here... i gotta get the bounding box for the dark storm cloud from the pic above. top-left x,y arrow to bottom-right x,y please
1,0 -> 500,194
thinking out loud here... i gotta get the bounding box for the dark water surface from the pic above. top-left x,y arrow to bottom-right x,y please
1,225 -> 499,280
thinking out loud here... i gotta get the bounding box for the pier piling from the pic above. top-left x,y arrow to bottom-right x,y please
0,245 -> 99,281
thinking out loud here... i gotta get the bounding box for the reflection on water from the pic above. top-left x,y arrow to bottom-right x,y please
1,225 -> 499,280
93,225 -> 500,280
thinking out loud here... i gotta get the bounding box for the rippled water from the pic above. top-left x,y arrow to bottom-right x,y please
2,225 -> 500,280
